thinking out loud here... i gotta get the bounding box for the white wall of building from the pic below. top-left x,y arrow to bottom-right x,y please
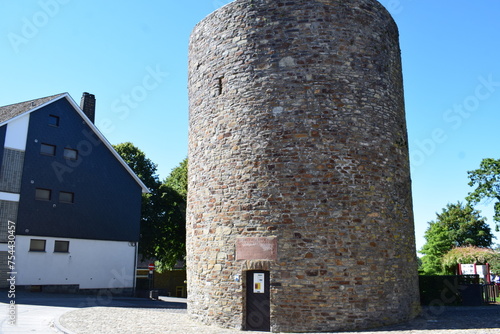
4,114 -> 30,151
0,192 -> 20,202
15,236 -> 136,289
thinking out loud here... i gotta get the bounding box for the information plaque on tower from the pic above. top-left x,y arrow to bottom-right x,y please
236,237 -> 278,261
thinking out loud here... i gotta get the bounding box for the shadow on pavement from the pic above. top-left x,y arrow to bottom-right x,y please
2,290 -> 499,332
0,289 -> 186,310
370,305 -> 500,332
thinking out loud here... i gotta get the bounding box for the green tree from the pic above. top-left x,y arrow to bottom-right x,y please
164,158 -> 187,200
420,220 -> 453,275
113,143 -> 185,270
153,183 -> 186,271
419,202 -> 494,275
155,158 -> 188,270
467,158 -> 500,231
114,142 -> 161,191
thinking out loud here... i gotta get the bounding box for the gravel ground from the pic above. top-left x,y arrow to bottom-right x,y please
58,305 -> 500,334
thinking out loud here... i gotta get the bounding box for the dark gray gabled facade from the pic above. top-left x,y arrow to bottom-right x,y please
0,93 -> 148,291
17,96 -> 143,241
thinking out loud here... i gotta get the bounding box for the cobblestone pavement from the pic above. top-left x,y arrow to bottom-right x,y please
58,305 -> 500,334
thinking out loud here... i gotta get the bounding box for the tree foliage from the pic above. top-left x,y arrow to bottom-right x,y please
420,220 -> 452,275
467,158 -> 500,231
155,158 -> 188,270
114,142 -> 160,191
113,143 -> 186,270
164,158 -> 187,200
419,202 -> 494,275
152,184 -> 186,271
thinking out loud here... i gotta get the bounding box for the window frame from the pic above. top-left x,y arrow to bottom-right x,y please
35,188 -> 51,201
29,239 -> 46,252
54,240 -> 70,253
40,143 -> 56,156
59,191 -> 74,204
63,148 -> 78,161
48,114 -> 60,127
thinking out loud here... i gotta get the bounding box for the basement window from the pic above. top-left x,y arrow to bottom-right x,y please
29,239 -> 46,252
40,143 -> 56,156
54,240 -> 69,253
35,188 -> 51,201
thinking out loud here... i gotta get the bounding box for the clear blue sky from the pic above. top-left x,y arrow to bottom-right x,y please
1,0 -> 499,251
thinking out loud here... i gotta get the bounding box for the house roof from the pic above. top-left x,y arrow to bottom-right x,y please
0,93 -> 150,194
0,93 -> 66,124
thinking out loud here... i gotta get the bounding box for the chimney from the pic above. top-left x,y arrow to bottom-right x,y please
80,92 -> 96,123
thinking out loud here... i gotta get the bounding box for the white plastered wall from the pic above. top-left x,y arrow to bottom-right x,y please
4,114 -> 30,151
15,236 -> 136,289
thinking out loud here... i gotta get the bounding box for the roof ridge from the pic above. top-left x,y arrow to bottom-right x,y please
0,93 -> 66,109
0,92 -> 150,193
0,93 -> 67,124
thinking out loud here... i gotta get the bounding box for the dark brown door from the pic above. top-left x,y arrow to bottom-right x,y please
246,270 -> 270,331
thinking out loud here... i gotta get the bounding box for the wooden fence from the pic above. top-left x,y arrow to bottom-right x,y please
419,275 -> 499,306
482,283 -> 499,304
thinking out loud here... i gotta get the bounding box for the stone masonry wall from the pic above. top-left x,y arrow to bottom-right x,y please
187,0 -> 420,332
0,148 -> 25,193
0,200 -> 18,242
0,251 -> 8,288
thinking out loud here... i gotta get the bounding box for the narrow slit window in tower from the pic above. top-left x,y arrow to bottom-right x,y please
217,77 -> 224,96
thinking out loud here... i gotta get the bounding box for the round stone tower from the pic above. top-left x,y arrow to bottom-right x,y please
187,0 -> 420,332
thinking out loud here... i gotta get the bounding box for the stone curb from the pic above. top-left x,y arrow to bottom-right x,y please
53,313 -> 78,334
55,304 -> 500,334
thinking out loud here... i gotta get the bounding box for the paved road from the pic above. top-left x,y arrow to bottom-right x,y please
59,305 -> 500,334
0,302 -> 72,333
0,290 -> 185,333
1,290 -> 500,334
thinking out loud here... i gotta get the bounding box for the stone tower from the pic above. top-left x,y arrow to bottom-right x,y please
187,0 -> 420,332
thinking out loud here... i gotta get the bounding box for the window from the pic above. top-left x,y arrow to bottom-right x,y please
29,239 -> 46,252
48,115 -> 59,127
217,77 -> 224,96
40,143 -> 56,156
35,188 -> 51,201
59,191 -> 74,204
54,240 -> 69,253
64,148 -> 78,160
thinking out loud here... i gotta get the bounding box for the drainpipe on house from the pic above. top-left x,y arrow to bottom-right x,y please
133,241 -> 138,297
